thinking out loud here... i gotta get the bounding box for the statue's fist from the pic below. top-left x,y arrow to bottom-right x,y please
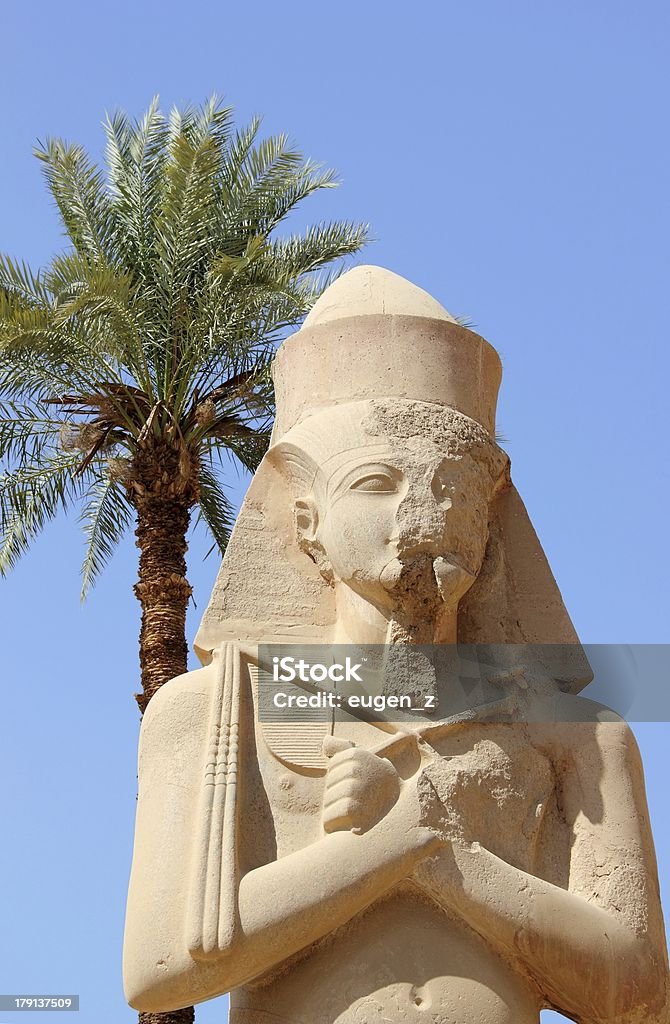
321,736 -> 401,835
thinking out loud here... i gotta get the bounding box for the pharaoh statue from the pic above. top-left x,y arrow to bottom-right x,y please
124,266 -> 668,1024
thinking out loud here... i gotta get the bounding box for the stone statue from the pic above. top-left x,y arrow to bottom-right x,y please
123,267 -> 668,1023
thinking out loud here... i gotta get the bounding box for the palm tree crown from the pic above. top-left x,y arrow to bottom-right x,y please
0,96 -> 367,599
0,96 -> 368,722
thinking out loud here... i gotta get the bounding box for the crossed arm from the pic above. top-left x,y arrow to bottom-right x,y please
414,710 -> 668,1021
122,665 -> 439,1012
123,668 -> 667,1021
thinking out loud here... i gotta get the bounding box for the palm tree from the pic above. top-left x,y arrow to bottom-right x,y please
0,97 -> 367,1024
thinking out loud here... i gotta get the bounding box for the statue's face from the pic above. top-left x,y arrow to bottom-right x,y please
301,434 -> 493,610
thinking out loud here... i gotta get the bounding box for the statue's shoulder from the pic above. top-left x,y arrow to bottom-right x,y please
530,690 -> 635,758
137,667 -> 217,784
550,690 -> 628,726
141,663 -> 217,733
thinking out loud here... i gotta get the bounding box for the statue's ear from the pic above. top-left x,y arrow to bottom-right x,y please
490,448 -> 511,498
294,497 -> 334,583
294,497 -> 319,545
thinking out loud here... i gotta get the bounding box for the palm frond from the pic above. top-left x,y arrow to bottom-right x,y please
211,429 -> 272,475
189,95 -> 235,150
0,397 -> 61,464
0,295 -> 54,347
104,98 -> 168,274
151,127 -> 224,376
50,265 -> 146,367
34,139 -> 116,263
250,162 -> 340,236
80,474 -> 133,598
262,221 -> 370,279
0,453 -> 88,574
0,254 -> 49,305
154,124 -> 221,278
216,114 -> 262,204
195,462 -> 235,557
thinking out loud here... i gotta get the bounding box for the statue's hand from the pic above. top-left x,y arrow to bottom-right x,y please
321,736 -> 401,834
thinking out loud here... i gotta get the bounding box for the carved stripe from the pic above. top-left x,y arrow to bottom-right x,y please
186,643 -> 240,957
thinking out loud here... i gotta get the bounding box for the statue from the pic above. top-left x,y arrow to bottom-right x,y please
123,266 -> 668,1023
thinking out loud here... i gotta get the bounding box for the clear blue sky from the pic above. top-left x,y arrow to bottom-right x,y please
1,2 -> 668,1022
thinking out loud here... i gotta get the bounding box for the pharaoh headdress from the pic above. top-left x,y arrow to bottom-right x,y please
194,266 -> 590,692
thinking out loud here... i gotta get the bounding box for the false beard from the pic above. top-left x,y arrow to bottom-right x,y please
378,553 -> 474,715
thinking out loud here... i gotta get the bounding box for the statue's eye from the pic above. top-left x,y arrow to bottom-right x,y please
350,471 -> 398,493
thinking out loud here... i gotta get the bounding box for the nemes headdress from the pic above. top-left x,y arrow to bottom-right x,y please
194,266 -> 590,691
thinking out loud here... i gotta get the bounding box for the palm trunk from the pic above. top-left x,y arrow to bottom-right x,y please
131,444 -> 199,1024
133,492 -> 192,712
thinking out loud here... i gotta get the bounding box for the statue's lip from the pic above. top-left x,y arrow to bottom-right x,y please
377,549 -> 470,590
384,549 -> 472,571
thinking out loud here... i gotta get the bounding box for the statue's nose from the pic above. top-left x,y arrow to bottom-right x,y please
392,484 -> 451,557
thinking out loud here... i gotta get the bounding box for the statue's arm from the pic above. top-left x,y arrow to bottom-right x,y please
416,705 -> 668,1021
123,666 -> 439,1014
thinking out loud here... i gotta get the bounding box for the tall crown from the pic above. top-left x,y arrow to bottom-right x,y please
271,265 -> 502,439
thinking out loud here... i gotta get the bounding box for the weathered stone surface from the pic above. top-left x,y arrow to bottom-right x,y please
124,266 -> 668,1023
